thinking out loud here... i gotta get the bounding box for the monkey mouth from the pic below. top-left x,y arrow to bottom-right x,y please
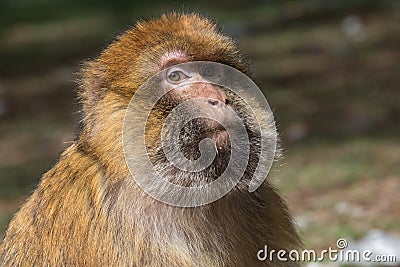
169,117 -> 232,161
178,128 -> 230,160
209,129 -> 230,150
196,118 -> 232,152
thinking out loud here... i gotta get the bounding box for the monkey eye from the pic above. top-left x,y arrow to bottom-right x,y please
167,70 -> 189,83
201,65 -> 221,79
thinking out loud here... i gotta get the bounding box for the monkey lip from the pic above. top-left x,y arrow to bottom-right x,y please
197,120 -> 230,149
210,129 -> 230,149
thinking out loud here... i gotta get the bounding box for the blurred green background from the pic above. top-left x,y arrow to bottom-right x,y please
0,0 -> 399,252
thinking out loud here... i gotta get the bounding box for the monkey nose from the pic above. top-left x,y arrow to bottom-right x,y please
208,100 -> 219,106
199,85 -> 228,106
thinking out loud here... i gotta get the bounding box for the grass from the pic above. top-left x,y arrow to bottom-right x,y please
273,138 -> 400,249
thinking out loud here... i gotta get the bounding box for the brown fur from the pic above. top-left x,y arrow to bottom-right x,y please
0,13 -> 301,266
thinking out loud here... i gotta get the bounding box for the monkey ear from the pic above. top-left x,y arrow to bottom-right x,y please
77,60 -> 108,111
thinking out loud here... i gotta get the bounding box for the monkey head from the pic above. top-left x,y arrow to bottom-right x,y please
77,13 -> 276,203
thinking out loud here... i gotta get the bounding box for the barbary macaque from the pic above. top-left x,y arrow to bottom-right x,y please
0,13 -> 301,266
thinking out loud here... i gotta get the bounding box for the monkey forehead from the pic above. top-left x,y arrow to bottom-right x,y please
127,14 -> 239,59
160,51 -> 189,70
92,13 -> 248,91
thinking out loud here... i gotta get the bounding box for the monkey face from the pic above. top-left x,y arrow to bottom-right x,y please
122,60 -> 277,207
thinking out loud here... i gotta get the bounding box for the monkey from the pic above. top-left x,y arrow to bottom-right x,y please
0,13 -> 301,266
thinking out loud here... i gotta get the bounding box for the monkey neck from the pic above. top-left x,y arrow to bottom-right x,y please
101,163 -> 299,253
112,177 -> 300,266
73,139 -> 299,253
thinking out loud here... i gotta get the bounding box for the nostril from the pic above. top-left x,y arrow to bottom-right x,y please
208,100 -> 219,106
225,98 -> 230,105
